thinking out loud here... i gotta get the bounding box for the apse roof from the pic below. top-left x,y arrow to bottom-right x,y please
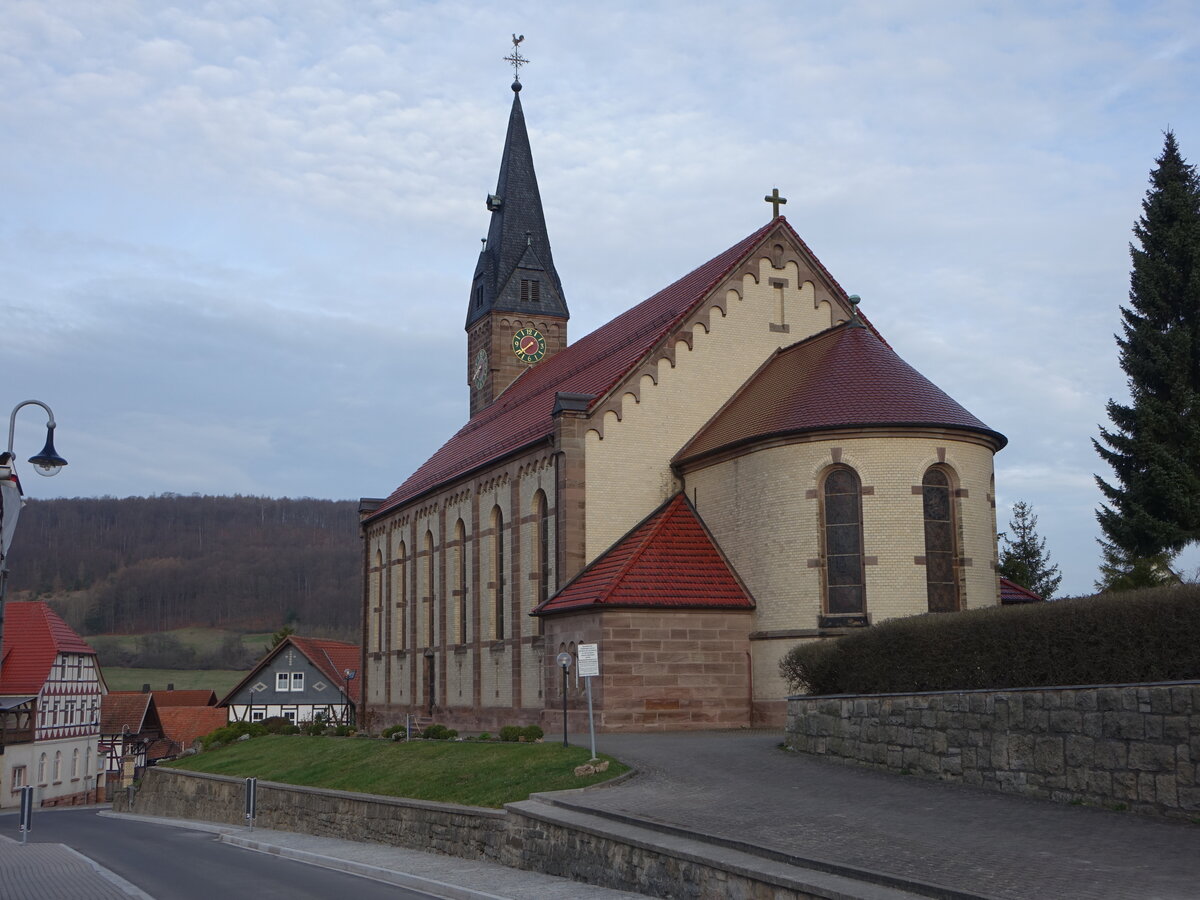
675,322 -> 1006,466
532,493 -> 753,615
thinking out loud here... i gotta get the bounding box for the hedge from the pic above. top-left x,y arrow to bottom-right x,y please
779,585 -> 1200,695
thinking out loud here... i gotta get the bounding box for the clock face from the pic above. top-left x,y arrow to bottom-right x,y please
512,327 -> 547,364
472,348 -> 489,389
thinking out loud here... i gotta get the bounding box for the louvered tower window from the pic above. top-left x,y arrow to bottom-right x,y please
520,279 -> 540,303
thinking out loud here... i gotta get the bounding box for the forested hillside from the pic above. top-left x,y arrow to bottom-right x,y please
6,495 -> 361,638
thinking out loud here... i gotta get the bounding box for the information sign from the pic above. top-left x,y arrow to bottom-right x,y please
578,642 -> 599,677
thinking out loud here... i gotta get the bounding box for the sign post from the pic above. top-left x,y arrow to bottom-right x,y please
18,785 -> 33,844
244,777 -> 257,831
577,643 -> 599,761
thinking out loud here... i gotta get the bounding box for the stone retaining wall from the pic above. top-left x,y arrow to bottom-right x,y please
785,681 -> 1200,820
119,767 -> 830,898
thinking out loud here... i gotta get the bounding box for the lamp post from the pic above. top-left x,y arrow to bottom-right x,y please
556,651 -> 572,748
0,400 -> 68,655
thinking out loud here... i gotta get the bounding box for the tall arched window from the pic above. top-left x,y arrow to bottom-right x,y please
53,751 -> 62,781
38,753 -> 47,784
821,467 -> 866,617
455,519 -> 467,645
374,549 -> 384,652
922,467 -> 960,612
395,540 -> 407,650
72,748 -> 79,778
534,491 -> 550,607
424,530 -> 435,646
492,506 -> 505,640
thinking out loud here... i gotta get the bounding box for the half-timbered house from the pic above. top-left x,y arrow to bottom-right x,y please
220,636 -> 359,726
0,602 -> 106,807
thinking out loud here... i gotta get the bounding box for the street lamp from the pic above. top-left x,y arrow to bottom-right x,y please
1,400 -> 68,653
556,651 -> 572,748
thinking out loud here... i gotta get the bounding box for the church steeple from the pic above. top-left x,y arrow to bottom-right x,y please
466,61 -> 569,417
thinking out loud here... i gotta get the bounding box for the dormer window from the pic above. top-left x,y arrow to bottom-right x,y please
520,279 -> 540,303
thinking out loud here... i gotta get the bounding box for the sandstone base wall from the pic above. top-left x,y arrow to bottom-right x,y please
786,681 -> 1200,820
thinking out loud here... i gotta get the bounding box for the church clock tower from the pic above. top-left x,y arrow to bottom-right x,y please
466,48 -> 568,417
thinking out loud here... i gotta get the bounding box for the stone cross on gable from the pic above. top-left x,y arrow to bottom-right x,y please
286,650 -> 295,666
765,188 -> 787,217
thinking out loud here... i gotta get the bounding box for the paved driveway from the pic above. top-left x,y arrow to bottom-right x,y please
565,730 -> 1199,900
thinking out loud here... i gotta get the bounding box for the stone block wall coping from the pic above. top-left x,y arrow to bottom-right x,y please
788,678 -> 1200,702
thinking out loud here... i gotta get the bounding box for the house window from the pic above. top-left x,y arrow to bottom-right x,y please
276,672 -> 289,692
72,749 -> 80,778
520,279 -> 540,303
251,710 -> 265,722
822,467 -> 866,616
922,466 -> 960,612
282,710 -> 296,722
38,754 -> 46,784
12,765 -> 26,788
53,751 -> 62,782
492,506 -> 505,639
291,672 -> 304,692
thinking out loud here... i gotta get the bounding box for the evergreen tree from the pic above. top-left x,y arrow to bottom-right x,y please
1094,131 -> 1200,558
1094,541 -> 1179,592
998,501 -> 1062,600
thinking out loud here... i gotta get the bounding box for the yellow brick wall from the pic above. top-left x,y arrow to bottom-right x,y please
685,432 -> 1000,702
585,257 -> 836,561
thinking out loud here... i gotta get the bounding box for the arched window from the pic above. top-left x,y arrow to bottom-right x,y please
72,748 -> 80,778
821,467 -> 866,617
374,549 -> 384,652
54,751 -> 62,781
455,519 -> 467,645
395,540 -> 407,650
922,467 -> 960,612
424,530 -> 435,647
38,753 -> 47,784
534,490 -> 550,607
492,506 -> 505,639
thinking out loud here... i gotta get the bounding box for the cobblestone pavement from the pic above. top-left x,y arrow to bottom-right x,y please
564,730 -> 1200,900
0,834 -> 150,899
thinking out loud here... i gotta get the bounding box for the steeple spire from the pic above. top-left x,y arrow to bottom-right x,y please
466,82 -> 568,329
465,42 -> 569,417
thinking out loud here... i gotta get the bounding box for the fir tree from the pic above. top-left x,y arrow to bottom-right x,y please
998,501 -> 1062,600
1094,541 -> 1179,592
1094,131 -> 1200,558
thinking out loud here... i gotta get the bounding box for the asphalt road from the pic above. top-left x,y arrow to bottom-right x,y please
4,807 -> 436,900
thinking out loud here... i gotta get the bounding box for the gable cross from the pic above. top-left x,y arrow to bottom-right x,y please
764,188 -> 787,218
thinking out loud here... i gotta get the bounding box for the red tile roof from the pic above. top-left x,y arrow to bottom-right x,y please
370,218 -> 843,517
151,689 -> 217,707
289,637 -> 362,706
100,692 -> 154,736
676,322 -> 1006,466
157,705 -> 226,747
999,577 -> 1044,604
0,601 -> 96,695
533,493 -> 753,615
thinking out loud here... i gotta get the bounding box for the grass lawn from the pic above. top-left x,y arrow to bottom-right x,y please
164,735 -> 629,808
104,667 -> 249,694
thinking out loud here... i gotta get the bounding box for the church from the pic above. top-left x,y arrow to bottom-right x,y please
358,73 -> 1007,733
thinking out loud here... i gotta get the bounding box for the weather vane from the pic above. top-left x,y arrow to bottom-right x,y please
504,34 -> 528,84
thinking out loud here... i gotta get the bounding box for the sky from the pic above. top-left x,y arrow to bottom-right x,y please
2,1 -> 1198,596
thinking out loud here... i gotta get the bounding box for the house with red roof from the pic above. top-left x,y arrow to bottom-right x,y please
219,636 -> 360,726
0,601 -> 106,807
358,78 -> 1007,732
99,690 -> 164,786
